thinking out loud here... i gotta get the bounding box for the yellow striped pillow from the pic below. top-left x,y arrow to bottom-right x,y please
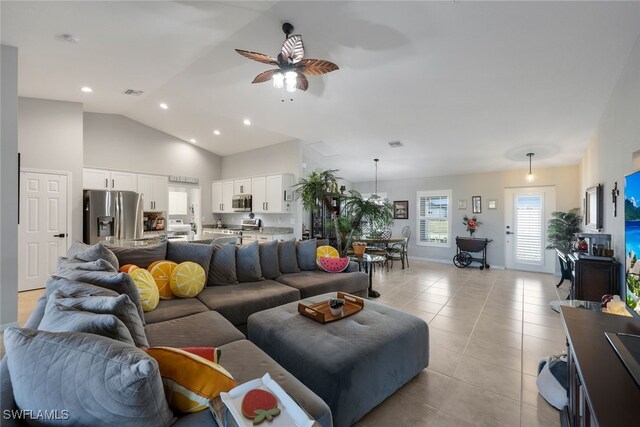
145,347 -> 236,413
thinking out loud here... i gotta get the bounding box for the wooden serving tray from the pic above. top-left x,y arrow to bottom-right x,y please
298,292 -> 364,324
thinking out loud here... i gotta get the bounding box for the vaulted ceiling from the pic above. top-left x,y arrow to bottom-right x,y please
2,1 -> 640,181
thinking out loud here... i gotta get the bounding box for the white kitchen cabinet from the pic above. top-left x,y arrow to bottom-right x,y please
234,179 -> 251,195
138,174 -> 168,212
83,168 -> 111,190
251,176 -> 267,213
83,168 -> 137,192
241,233 -> 257,243
212,180 -> 234,213
250,174 -> 294,213
255,233 -> 294,242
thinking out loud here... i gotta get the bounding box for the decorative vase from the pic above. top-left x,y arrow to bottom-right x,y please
352,242 -> 367,256
576,238 -> 588,252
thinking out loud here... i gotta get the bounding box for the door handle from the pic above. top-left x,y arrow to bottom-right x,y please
506,231 -> 514,235
105,178 -> 108,188
265,202 -> 268,210
112,179 -> 115,188
53,233 -> 66,238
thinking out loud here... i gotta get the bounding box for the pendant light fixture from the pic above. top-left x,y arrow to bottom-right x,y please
526,152 -> 535,182
374,158 -> 379,197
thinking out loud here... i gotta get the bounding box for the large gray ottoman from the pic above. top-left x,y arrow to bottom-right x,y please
247,293 -> 429,427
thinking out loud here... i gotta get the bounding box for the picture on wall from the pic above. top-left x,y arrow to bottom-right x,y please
472,196 -> 482,214
488,199 -> 497,210
457,200 -> 467,210
393,200 -> 409,219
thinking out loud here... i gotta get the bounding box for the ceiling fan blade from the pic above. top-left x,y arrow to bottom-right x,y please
296,73 -> 309,91
235,49 -> 278,65
299,59 -> 339,75
281,35 -> 304,64
251,69 -> 279,84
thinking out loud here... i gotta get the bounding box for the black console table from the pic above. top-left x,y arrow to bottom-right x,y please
560,306 -> 640,426
567,253 -> 620,301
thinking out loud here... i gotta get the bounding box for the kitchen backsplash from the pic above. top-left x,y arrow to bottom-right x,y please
214,213 -> 294,228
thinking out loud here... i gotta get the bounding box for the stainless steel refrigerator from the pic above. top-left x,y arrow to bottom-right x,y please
83,190 -> 144,244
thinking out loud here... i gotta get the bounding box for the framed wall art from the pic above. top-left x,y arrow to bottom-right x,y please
457,200 -> 467,210
393,200 -> 409,219
472,196 -> 482,214
488,199 -> 497,210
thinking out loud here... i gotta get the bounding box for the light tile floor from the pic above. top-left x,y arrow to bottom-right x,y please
8,260 -> 567,426
356,260 -> 567,427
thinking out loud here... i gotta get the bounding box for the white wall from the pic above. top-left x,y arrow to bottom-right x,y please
18,98 -> 84,242
1,45 -> 19,329
353,165 -> 580,268
83,113 -> 222,225
218,140 -> 302,234
579,35 -> 640,280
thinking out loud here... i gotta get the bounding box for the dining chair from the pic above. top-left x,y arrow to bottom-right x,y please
387,226 -> 411,269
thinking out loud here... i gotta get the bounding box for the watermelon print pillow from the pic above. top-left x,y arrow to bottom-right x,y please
318,257 -> 350,273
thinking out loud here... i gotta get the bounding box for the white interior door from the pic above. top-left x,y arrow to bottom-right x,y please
19,171 -> 69,291
505,186 -> 556,273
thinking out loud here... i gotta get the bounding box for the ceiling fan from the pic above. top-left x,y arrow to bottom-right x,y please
235,22 -> 339,93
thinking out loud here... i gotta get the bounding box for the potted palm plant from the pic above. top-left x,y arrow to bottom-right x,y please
546,208 -> 582,253
293,170 -> 394,256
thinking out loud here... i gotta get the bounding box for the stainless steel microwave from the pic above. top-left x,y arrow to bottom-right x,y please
232,194 -> 252,212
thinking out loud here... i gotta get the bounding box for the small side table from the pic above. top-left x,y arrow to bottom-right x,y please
350,254 -> 385,298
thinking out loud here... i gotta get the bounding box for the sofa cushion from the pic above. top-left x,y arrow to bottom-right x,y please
196,281 -> 300,326
259,241 -> 281,279
236,241 -> 263,283
276,271 -> 368,298
54,291 -> 149,348
0,357 -> 18,424
22,293 -> 47,330
4,328 -> 174,426
39,299 -> 135,345
278,239 -> 300,274
218,339 -> 332,427
109,241 -> 167,269
166,241 -> 214,278
45,275 -> 119,299
207,243 -> 238,286
144,311 -> 245,347
296,239 -> 317,271
53,270 -> 145,323
145,347 -> 236,413
68,241 -> 119,271
143,297 -> 209,324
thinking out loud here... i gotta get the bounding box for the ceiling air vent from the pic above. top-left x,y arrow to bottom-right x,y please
388,141 -> 403,148
308,141 -> 340,157
122,89 -> 144,96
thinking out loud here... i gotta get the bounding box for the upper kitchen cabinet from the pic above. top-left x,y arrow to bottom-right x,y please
138,174 -> 168,212
83,168 -> 137,192
234,178 -> 251,195
212,180 -> 234,213
252,174 -> 294,213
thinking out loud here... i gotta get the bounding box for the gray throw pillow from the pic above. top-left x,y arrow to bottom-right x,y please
278,239 -> 300,274
236,241 -> 263,282
167,241 -> 214,278
4,328 -> 174,426
57,257 -> 117,273
259,241 -> 281,279
207,243 -> 238,286
109,241 -> 167,269
68,241 -> 120,271
39,300 -> 135,345
52,290 -> 148,348
296,239 -> 318,271
53,270 -> 145,325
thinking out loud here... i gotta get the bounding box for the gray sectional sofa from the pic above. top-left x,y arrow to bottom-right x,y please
1,239 -> 369,426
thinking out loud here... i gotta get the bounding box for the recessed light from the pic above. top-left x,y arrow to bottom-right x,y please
243,119 -> 251,126
159,103 -> 168,110
81,86 -> 93,93
213,130 -> 221,136
189,139 -> 196,143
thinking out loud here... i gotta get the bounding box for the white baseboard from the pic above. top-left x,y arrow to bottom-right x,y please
407,256 -> 505,270
0,321 -> 19,332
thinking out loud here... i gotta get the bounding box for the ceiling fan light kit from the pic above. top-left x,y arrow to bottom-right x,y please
236,22 -> 338,93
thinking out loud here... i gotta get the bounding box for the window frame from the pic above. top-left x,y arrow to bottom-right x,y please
416,190 -> 452,248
